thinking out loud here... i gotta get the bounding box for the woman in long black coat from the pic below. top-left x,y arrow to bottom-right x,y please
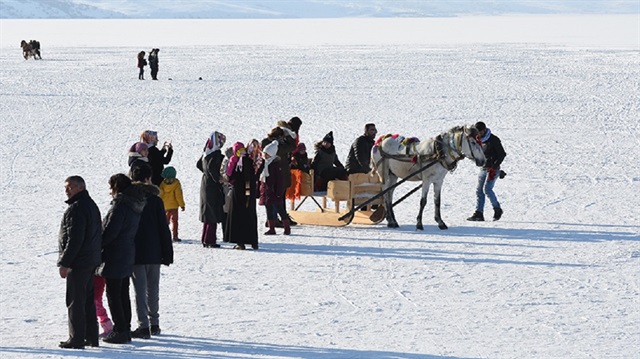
197,131 -> 226,248
98,174 -> 145,344
224,142 -> 259,250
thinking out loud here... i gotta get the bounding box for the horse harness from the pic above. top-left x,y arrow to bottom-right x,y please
376,129 -> 476,173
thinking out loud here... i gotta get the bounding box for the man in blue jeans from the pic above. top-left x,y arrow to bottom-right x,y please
467,121 -> 507,221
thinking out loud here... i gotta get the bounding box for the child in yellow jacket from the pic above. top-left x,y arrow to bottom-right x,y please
160,166 -> 185,242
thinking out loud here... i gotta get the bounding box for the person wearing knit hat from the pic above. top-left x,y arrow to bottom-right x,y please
290,142 -> 310,173
467,121 -> 507,222
286,142 -> 311,202
159,166 -> 185,242
322,131 -> 334,144
311,131 -> 347,190
197,131 -> 226,248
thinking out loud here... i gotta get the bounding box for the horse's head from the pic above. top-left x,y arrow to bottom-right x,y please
462,126 -> 486,167
20,40 -> 27,48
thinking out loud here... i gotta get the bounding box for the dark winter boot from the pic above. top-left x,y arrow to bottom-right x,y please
493,207 -> 503,221
467,211 -> 484,221
283,219 -> 291,235
102,330 -> 131,344
131,327 -> 151,339
264,220 -> 277,235
287,214 -> 298,226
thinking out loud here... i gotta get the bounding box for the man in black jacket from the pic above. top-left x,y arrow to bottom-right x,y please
346,123 -> 377,175
58,176 -> 102,349
467,121 -> 507,221
129,164 -> 173,339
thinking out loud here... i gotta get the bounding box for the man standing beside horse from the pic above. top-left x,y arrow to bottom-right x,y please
467,121 -> 507,222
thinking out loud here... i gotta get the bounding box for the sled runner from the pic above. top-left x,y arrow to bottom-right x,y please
287,170 -> 385,227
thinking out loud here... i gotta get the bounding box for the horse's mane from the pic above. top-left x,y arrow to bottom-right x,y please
444,125 -> 478,138
446,125 -> 465,134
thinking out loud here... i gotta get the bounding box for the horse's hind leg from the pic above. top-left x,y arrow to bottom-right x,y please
433,181 -> 448,230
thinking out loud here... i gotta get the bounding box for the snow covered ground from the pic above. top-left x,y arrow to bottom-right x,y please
1,17 -> 639,359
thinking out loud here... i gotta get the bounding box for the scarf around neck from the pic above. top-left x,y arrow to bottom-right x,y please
480,128 -> 492,143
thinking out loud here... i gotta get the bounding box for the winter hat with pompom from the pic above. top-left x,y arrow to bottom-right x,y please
323,131 -> 334,144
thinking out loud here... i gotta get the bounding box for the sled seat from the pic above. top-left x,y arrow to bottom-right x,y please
347,173 -> 383,210
289,170 -> 339,212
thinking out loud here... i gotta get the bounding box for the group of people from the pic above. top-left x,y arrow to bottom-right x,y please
57,120 -> 506,349
136,48 -> 160,80
195,117 -> 303,250
58,130 -> 177,348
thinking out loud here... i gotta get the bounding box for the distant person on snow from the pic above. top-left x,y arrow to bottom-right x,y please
148,48 -> 159,80
137,51 -> 147,80
467,121 -> 507,222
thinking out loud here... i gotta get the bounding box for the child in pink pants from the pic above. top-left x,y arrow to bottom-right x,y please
94,275 -> 113,337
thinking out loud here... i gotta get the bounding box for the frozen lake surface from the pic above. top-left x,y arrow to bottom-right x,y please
0,17 -> 639,359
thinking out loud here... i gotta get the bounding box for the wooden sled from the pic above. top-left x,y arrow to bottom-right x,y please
288,170 -> 385,227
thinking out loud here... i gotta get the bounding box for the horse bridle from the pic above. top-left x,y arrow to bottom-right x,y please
375,128 -> 479,172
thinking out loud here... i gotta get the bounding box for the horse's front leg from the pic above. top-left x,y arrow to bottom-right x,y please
416,196 -> 426,230
385,189 -> 399,228
416,183 -> 429,230
433,181 -> 448,230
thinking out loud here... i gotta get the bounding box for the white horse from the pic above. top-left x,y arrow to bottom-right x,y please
371,125 -> 485,230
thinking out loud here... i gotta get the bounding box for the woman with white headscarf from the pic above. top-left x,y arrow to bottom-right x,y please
259,141 -> 290,235
196,131 -> 226,248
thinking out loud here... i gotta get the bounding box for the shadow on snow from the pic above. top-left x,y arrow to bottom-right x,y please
0,336 -> 478,359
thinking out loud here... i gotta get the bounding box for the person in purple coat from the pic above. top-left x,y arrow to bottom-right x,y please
259,141 -> 290,235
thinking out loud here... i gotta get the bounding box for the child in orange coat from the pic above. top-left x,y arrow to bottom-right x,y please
159,166 -> 185,242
